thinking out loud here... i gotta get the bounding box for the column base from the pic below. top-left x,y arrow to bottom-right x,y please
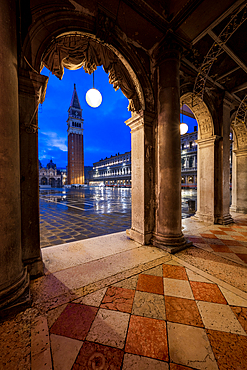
126,228 -> 152,245
214,213 -> 234,225
23,256 -> 44,279
0,285 -> 31,321
152,233 -> 192,254
230,205 -> 247,214
0,267 -> 30,313
192,211 -> 214,224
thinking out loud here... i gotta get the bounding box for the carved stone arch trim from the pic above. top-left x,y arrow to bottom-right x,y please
20,7 -> 155,113
180,92 -> 214,139
40,33 -> 145,112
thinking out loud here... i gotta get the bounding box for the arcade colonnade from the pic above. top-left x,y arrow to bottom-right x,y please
1,0 -> 247,311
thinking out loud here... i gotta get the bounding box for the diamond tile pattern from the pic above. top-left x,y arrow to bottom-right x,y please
47,259 -> 247,369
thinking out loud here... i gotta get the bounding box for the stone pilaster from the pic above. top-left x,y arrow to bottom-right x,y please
19,69 -> 48,278
194,136 -> 221,223
231,148 -> 247,213
152,43 -> 190,253
0,0 -> 29,310
214,93 -> 234,224
125,110 -> 155,244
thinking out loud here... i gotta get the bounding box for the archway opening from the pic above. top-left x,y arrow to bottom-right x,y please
38,58 -> 135,247
180,102 -> 198,218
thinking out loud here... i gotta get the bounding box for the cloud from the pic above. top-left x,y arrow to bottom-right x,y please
39,131 -> 67,152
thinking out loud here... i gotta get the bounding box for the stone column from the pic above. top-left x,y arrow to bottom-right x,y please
19,69 -> 48,277
125,111 -> 155,244
0,0 -> 29,310
231,148 -> 247,213
195,136 -> 220,223
214,94 -> 233,224
152,45 -> 190,253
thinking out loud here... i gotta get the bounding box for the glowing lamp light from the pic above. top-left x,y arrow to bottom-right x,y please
180,101 -> 188,135
180,122 -> 188,135
85,71 -> 102,108
86,88 -> 102,108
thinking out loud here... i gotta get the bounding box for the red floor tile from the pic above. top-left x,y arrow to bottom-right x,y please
231,234 -> 247,241
209,230 -> 227,235
170,364 -> 196,370
219,239 -> 242,246
187,236 -> 204,243
136,274 -> 164,295
200,233 -> 218,239
125,315 -> 169,361
240,232 -> 247,236
100,286 -> 135,313
209,244 -> 233,253
165,296 -> 204,327
231,306 -> 247,333
162,264 -> 188,280
72,341 -> 124,370
190,282 -> 227,304
206,329 -> 247,370
50,303 -> 98,340
236,254 -> 247,263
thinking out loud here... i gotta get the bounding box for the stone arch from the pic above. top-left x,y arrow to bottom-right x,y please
180,92 -> 220,223
180,92 -> 214,139
230,112 -> 247,213
21,9 -> 155,113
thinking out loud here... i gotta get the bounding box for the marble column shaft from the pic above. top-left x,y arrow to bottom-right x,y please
214,95 -> 233,224
19,70 -> 48,277
153,48 -> 188,253
231,148 -> 247,213
0,0 -> 29,308
125,111 -> 155,244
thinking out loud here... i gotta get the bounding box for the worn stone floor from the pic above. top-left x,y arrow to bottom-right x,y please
1,213 -> 247,369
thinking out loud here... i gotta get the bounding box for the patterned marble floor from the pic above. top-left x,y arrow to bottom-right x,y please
1,214 -> 247,369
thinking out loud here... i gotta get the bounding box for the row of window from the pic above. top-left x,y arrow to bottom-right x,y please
71,122 -> 81,128
94,167 -> 131,177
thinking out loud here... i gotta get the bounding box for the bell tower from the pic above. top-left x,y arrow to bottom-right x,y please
67,84 -> 84,184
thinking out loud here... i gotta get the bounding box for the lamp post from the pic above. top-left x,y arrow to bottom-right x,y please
85,71 -> 102,108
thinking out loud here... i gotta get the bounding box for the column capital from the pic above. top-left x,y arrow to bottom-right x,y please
196,135 -> 221,148
233,147 -> 247,156
19,69 -> 48,134
153,32 -> 189,66
125,110 -> 155,132
19,68 -> 48,101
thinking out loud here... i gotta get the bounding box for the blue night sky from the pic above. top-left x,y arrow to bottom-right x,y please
38,65 -> 197,168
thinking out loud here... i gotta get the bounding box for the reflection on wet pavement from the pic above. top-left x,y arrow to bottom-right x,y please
40,187 -> 197,248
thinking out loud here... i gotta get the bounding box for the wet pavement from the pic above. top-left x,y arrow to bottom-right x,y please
40,187 -> 197,248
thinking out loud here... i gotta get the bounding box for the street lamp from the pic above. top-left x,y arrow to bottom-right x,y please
180,102 -> 188,135
85,71 -> 102,108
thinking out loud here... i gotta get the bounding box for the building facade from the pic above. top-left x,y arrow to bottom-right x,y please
39,159 -> 62,187
67,84 -> 84,185
89,152 -> 131,187
181,129 -> 198,188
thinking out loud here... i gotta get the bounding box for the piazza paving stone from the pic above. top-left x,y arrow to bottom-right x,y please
86,308 -> 130,349
72,341 -> 124,369
197,301 -> 246,335
231,306 -> 247,333
164,296 -> 203,327
167,322 -> 218,370
50,334 -> 82,370
100,286 -> 135,313
136,274 -> 164,295
122,353 -> 169,370
50,303 -> 98,340
162,264 -> 188,280
206,329 -> 247,370
163,278 -> 194,299
190,281 -> 227,304
132,291 -> 166,320
125,315 -> 169,361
